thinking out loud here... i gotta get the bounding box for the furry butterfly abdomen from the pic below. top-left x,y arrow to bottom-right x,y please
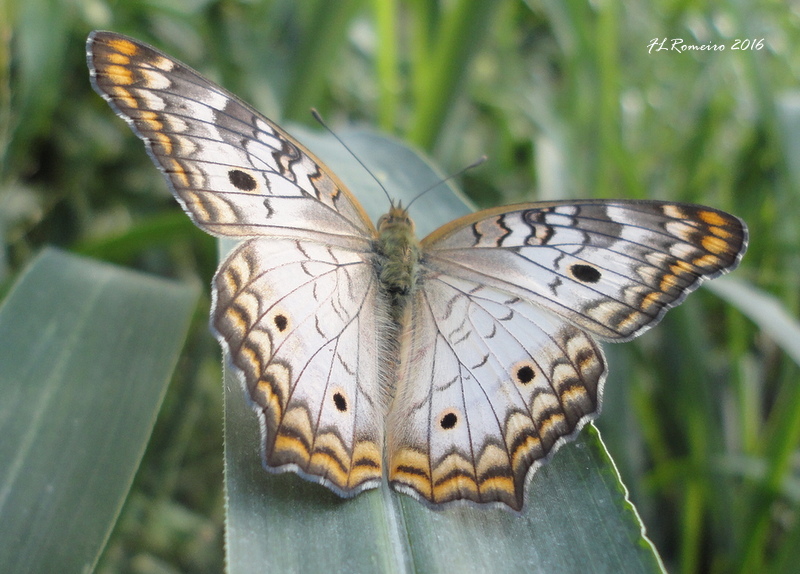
87,31 -> 748,511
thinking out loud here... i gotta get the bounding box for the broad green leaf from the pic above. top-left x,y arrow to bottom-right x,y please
223,130 -> 664,573
0,248 -> 200,573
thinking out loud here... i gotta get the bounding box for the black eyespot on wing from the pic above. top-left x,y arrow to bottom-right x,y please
440,412 -> 458,429
274,314 -> 288,331
229,169 -> 257,191
333,392 -> 347,412
570,264 -> 602,283
516,365 -> 535,384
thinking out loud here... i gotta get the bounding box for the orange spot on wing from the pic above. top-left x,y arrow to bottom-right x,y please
615,311 -> 642,333
104,64 -> 135,85
224,306 -> 248,330
138,110 -> 163,131
390,448 -> 432,494
221,268 -> 241,295
168,158 -> 191,187
349,442 -> 382,486
709,225 -> 733,239
151,132 -> 173,155
698,210 -> 728,227
510,434 -> 541,470
537,412 -> 566,438
560,385 -> 589,405
670,260 -> 694,274
432,474 -> 479,501
310,452 -> 349,486
640,290 -> 665,311
109,87 -> 138,109
393,469 -> 432,497
108,38 -> 139,57
274,434 -> 310,460
702,235 -> 730,255
478,475 -> 515,495
694,253 -> 722,268
352,441 -> 381,467
106,52 -> 130,65
253,379 -> 283,417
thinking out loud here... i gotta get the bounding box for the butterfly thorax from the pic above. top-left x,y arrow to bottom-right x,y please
376,205 -> 421,318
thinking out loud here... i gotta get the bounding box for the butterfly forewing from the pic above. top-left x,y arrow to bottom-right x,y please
422,200 -> 747,341
87,31 -> 376,242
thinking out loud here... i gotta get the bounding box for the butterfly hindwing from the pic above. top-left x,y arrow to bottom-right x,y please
87,31 -> 376,241
213,237 -> 388,494
388,274 -> 605,510
422,200 -> 747,341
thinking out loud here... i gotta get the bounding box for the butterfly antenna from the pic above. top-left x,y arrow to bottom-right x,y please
310,109 -> 394,205
405,155 -> 487,210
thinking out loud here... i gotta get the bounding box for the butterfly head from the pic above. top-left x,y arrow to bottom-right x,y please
377,202 -> 415,235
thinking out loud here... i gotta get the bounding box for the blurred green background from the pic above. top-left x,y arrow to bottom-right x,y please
2,0 -> 799,572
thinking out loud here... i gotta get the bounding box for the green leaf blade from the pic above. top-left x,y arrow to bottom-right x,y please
0,249 -> 200,573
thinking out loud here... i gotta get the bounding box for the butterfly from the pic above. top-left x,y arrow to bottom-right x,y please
87,31 -> 747,511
